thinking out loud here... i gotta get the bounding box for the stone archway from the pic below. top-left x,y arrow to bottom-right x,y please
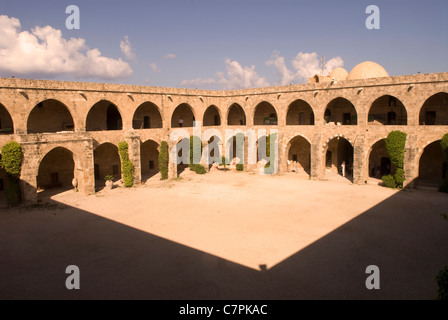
28,99 -> 74,133
419,140 -> 446,187
37,147 -> 75,197
368,95 -> 407,125
419,93 -> 448,126
286,136 -> 311,176
86,100 -> 122,131
140,140 -> 160,181
286,100 -> 314,125
254,102 -> 278,125
227,103 -> 246,126
0,103 -> 14,134
93,143 -> 121,190
324,98 -> 357,125
323,136 -> 354,181
171,103 -> 195,128
133,102 -> 163,129
203,105 -> 221,126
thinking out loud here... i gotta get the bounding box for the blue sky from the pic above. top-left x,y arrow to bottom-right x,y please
0,0 -> 447,89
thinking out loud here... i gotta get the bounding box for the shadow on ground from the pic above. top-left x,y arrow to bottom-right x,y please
1,181 -> 447,300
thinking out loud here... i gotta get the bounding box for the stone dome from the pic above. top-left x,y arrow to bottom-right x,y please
329,67 -> 349,81
347,61 -> 389,80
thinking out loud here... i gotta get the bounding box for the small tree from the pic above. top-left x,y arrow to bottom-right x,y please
159,141 -> 169,180
384,131 -> 407,188
118,141 -> 134,187
0,141 -> 23,207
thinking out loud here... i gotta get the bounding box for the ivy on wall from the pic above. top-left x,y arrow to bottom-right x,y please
0,141 -> 23,206
118,141 -> 134,188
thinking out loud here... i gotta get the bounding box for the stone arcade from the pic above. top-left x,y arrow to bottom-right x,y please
0,61 -> 447,204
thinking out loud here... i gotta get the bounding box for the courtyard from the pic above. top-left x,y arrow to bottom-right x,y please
1,170 -> 447,300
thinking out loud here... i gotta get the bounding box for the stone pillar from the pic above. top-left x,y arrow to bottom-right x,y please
353,135 -> 366,185
19,140 -> 39,204
404,134 -> 419,188
168,140 -> 178,179
277,132 -> 287,174
124,130 -> 142,186
79,139 -> 95,195
310,133 -> 322,180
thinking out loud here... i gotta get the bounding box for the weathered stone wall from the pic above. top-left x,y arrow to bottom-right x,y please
0,72 -> 447,203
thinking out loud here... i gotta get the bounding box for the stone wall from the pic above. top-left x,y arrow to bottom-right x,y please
0,72 -> 447,203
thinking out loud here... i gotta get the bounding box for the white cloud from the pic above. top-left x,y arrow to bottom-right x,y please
266,50 -> 296,86
149,62 -> 161,73
181,59 -> 269,90
180,78 -> 216,87
120,35 -> 136,62
163,53 -> 176,59
217,58 -> 269,90
267,51 -> 344,85
0,15 -> 133,80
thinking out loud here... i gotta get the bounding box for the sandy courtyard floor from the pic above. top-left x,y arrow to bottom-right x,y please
1,170 -> 447,300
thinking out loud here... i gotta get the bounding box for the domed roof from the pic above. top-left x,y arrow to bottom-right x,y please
329,67 -> 349,81
347,61 -> 389,80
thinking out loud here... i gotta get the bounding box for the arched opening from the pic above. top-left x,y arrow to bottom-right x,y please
203,105 -> 221,126
286,100 -> 314,125
93,143 -> 121,190
227,103 -> 246,126
0,103 -> 14,134
141,140 -> 159,182
27,99 -> 74,133
171,103 -> 195,128
419,140 -> 446,187
369,139 -> 394,179
86,101 -> 122,131
419,93 -> 448,125
287,136 -> 311,176
206,136 -> 222,168
0,154 -> 8,207
324,137 -> 354,181
37,147 -> 75,196
253,102 -> 278,125
368,95 -> 407,125
324,98 -> 357,125
176,138 -> 190,176
132,102 -> 163,129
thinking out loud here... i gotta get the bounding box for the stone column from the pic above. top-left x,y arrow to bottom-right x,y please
168,140 -> 178,179
353,135 -> 366,185
79,138 -> 95,195
18,139 -> 39,204
404,134 -> 419,188
310,133 -> 322,180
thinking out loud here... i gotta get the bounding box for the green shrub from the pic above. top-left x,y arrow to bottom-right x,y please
236,163 -> 244,171
0,141 -> 23,178
1,141 -> 23,207
385,131 -> 407,187
382,174 -> 396,189
189,164 -> 206,174
441,133 -> 448,160
118,141 -> 134,187
394,168 -> 405,188
159,141 -> 169,180
436,266 -> 448,300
